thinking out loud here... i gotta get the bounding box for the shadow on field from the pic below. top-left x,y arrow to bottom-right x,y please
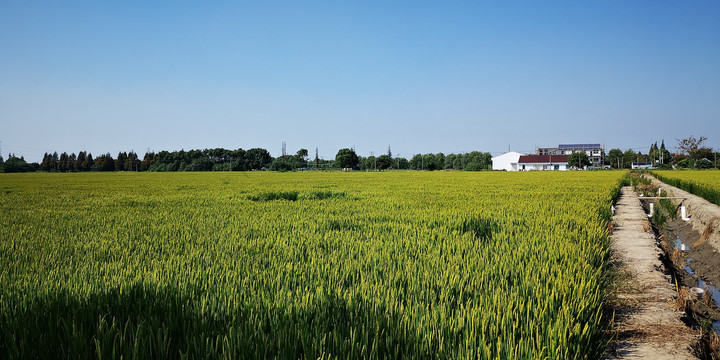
1,284 -> 423,359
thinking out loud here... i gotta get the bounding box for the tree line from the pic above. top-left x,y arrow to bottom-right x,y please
606,137 -> 719,170
336,147 -> 492,171
0,146 -> 493,173
3,136 -> 715,173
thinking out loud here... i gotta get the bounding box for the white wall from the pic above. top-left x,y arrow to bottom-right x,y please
519,163 -> 569,171
491,152 -> 522,171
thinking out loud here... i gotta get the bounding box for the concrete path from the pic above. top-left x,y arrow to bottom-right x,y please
608,186 -> 698,359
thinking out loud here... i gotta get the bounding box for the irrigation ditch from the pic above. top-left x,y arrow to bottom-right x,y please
632,172 -> 720,359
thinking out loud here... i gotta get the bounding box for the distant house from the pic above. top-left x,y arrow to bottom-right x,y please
632,162 -> 652,169
517,155 -> 570,171
491,151 -> 522,171
536,144 -> 604,167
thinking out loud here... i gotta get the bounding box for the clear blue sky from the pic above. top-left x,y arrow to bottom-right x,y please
1,1 -> 719,162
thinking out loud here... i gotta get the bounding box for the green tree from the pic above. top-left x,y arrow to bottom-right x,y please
396,157 -> 410,170
94,153 -> 115,171
126,151 -> 139,171
40,153 -> 55,171
465,151 -> 492,171
3,154 -> 31,173
230,149 -> 248,171
246,148 -> 273,170
696,159 -> 713,169
141,152 -> 155,171
376,154 -> 392,170
675,157 -> 693,169
622,149 -> 637,169
606,149 -> 623,169
83,153 -> 94,171
335,148 -> 359,169
269,158 -> 294,171
58,152 -> 70,172
568,152 -> 591,169
428,153 -> 440,170
116,152 -> 127,171
444,153 -> 457,170
649,142 -> 671,166
295,149 -> 309,168
185,157 -> 214,171
76,152 -> 87,171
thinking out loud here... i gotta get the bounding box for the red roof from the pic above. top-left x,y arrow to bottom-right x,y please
517,155 -> 569,163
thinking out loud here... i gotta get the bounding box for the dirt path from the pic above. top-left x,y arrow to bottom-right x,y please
608,186 -> 698,359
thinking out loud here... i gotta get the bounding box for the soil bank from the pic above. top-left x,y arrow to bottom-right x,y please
648,175 -> 720,288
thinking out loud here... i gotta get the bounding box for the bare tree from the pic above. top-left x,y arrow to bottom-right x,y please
677,135 -> 710,160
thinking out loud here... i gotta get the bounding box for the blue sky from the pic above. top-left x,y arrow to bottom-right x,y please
1,1 -> 719,162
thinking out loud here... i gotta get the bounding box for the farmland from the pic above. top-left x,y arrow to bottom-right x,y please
0,171 -> 625,359
652,170 -> 720,206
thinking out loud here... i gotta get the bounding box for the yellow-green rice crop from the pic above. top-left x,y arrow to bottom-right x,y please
0,171 -> 624,359
652,170 -> 720,206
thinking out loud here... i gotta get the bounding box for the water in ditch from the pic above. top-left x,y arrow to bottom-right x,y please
679,237 -> 720,334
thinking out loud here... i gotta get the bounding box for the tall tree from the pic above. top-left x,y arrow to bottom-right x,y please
335,148 -> 359,169
69,153 -> 77,171
76,152 -> 87,171
40,153 -> 54,171
84,153 -> 94,171
126,151 -> 139,171
116,152 -> 127,171
52,152 -> 59,171
95,153 -> 115,171
295,149 -> 309,168
314,148 -> 319,170
58,152 -> 69,172
141,152 -> 155,171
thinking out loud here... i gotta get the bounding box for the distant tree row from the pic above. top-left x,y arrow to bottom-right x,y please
26,148 -> 278,173
0,146 -> 497,174
0,154 -> 38,173
333,147 -> 492,171
10,137 -> 714,173
604,137 -> 719,169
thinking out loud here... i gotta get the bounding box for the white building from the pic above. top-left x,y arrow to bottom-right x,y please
631,162 -> 652,169
491,151 -> 522,171
517,155 -> 570,171
536,144 -> 604,167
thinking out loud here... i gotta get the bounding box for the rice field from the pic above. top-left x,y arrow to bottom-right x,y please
652,170 -> 720,206
0,171 -> 625,359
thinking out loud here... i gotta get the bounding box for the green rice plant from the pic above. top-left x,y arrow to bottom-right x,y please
659,190 -> 678,221
306,190 -> 348,200
247,190 -> 299,201
652,170 -> 720,206
0,171 -> 625,359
